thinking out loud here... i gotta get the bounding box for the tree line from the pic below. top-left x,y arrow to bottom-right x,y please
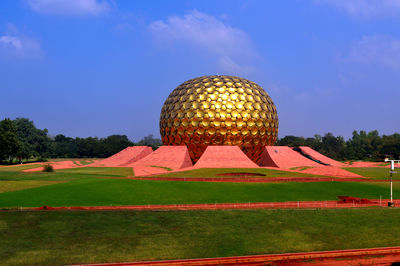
276,131 -> 400,161
1,117 -> 399,164
0,118 -> 161,164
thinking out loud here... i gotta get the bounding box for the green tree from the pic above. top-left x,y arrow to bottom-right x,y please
14,118 -> 51,161
136,134 -> 162,150
0,118 -> 21,163
99,135 -> 134,157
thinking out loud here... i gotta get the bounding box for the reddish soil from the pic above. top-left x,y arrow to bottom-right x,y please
298,165 -> 362,178
194,146 -> 259,168
78,247 -> 400,266
133,176 -> 373,183
23,160 -> 83,172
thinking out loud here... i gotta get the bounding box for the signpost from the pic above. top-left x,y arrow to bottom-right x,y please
385,158 -> 399,207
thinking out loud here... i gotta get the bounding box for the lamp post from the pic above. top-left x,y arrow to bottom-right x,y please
385,158 -> 399,207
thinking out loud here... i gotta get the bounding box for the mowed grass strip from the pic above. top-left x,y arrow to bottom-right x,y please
156,168 -> 328,178
344,167 -> 400,179
0,167 -> 133,181
0,181 -> 64,193
1,209 -> 400,265
0,179 -> 397,207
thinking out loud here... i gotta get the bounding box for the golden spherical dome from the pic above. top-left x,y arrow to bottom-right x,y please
159,75 -> 278,163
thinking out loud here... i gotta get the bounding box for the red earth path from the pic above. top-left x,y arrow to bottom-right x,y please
23,199 -> 400,212
77,246 -> 400,265
133,176 -> 380,183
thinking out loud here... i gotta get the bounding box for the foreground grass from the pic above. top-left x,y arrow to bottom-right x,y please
0,167 -> 133,181
157,168 -> 328,178
0,179 -> 398,207
0,209 -> 399,265
344,167 -> 400,179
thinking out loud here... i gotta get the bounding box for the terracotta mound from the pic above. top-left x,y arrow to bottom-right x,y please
129,146 -> 193,176
260,146 -> 321,169
90,146 -> 153,167
299,146 -> 346,167
194,146 -> 258,168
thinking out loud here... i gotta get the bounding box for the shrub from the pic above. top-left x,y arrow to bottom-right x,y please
43,164 -> 54,172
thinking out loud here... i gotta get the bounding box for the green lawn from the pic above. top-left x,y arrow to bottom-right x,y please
0,178 -> 398,207
156,168 -> 328,178
0,167 -> 133,181
1,209 -> 400,265
344,167 -> 400,179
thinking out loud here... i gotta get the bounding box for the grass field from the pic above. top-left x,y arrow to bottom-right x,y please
344,167 -> 400,179
0,167 -> 133,181
0,178 -> 398,207
156,168 -> 328,178
1,209 -> 400,265
0,166 -> 398,207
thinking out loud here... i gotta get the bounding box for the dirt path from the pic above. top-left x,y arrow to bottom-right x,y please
132,176 -> 397,183
79,246 -> 400,265
2,199 -> 396,212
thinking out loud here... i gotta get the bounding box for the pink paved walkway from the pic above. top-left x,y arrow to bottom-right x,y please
299,146 -> 345,167
194,146 -> 258,168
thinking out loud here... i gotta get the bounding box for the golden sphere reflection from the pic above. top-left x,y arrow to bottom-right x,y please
159,75 -> 279,163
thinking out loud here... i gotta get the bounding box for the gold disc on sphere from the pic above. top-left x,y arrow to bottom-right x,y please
159,75 -> 279,163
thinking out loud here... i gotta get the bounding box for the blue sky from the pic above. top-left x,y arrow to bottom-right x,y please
1,0 -> 399,142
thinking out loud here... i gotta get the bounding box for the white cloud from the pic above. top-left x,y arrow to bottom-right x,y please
26,0 -> 110,16
149,10 -> 256,74
350,35 -> 400,69
317,0 -> 400,18
0,25 -> 43,58
217,56 -> 254,74
0,36 -> 22,49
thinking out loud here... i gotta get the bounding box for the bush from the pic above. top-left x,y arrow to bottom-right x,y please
43,164 -> 54,172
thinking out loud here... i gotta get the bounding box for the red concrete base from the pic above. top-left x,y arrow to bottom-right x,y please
260,146 -> 321,168
194,146 -> 259,168
299,146 -> 346,167
90,146 -> 153,167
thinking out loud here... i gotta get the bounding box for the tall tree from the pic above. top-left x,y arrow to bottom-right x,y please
14,118 -> 51,160
0,118 -> 21,163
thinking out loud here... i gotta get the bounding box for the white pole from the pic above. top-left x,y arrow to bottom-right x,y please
391,161 -> 394,203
